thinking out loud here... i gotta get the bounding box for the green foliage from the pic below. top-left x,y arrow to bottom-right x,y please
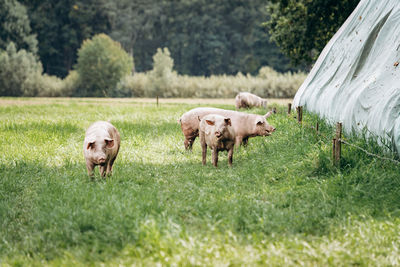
118,64 -> 306,98
20,0 -> 113,77
148,48 -> 177,97
0,42 -> 42,96
75,34 -> 133,97
21,0 -> 297,77
0,0 -> 38,54
265,0 -> 360,66
1,99 -> 400,265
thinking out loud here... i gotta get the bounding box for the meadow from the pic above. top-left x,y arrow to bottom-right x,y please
1,97 -> 400,266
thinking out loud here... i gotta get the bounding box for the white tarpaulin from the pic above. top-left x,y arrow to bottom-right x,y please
293,0 -> 400,153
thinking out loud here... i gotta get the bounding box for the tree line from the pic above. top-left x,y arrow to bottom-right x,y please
1,0 -> 359,83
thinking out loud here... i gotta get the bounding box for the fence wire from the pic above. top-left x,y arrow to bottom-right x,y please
339,138 -> 400,165
290,106 -> 400,166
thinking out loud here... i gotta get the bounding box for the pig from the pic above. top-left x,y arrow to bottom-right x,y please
83,121 -> 121,177
235,92 -> 267,109
179,107 -> 276,150
199,114 -> 235,167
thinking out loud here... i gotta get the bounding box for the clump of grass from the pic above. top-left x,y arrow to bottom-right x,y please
1,99 -> 400,265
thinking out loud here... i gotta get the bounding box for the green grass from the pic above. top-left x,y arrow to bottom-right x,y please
1,98 -> 400,266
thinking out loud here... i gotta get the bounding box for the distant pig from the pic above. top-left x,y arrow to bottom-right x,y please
83,121 -> 121,177
179,107 -> 275,150
235,92 -> 267,109
199,114 -> 235,167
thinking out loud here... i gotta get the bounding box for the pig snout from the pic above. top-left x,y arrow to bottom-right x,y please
98,157 -> 106,165
264,126 -> 276,135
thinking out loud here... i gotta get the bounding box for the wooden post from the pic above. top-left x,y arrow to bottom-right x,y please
288,103 -> 292,115
156,96 -> 159,106
296,106 -> 303,124
332,138 -> 336,163
335,122 -> 342,166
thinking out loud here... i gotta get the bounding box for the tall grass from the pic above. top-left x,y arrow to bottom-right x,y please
1,98 -> 400,265
118,67 -> 306,98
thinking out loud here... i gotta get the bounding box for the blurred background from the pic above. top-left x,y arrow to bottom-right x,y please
0,0 -> 359,98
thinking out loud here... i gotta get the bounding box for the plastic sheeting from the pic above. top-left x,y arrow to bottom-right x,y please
293,0 -> 400,153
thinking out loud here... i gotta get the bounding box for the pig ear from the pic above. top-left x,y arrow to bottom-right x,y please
205,120 -> 215,126
105,138 -> 114,149
224,118 -> 231,126
264,111 -> 273,119
86,141 -> 95,150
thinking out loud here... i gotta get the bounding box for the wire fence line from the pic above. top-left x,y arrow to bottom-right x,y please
339,138 -> 400,165
291,105 -> 400,166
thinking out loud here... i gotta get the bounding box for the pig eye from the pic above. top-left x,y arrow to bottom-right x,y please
256,121 -> 264,125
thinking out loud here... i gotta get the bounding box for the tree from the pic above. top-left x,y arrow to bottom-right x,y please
0,0 -> 37,54
0,42 -> 42,96
21,0 -> 113,77
264,0 -> 360,67
109,0 -> 296,76
75,34 -> 133,97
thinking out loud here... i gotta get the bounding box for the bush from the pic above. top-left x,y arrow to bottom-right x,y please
0,42 -> 42,96
61,70 -> 79,97
115,47 -> 306,98
117,67 -> 306,98
148,47 -> 178,97
75,34 -> 133,97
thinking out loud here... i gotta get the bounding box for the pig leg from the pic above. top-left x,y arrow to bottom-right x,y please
106,158 -> 115,176
184,138 -> 190,150
235,136 -> 243,147
212,149 -> 218,167
202,144 -> 207,165
99,164 -> 106,177
228,147 -> 233,167
106,149 -> 119,176
184,136 -> 196,150
86,160 -> 95,177
200,132 -> 207,165
242,137 -> 249,146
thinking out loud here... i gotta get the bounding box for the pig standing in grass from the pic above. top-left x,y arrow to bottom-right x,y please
83,121 -> 121,177
199,114 -> 235,167
235,92 -> 267,109
179,107 -> 275,150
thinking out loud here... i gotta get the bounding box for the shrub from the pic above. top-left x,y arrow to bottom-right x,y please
115,47 -> 307,98
117,68 -> 306,98
0,42 -> 42,96
61,70 -> 79,97
75,34 -> 133,97
148,47 -> 177,97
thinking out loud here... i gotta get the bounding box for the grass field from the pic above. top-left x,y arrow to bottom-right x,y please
1,97 -> 400,266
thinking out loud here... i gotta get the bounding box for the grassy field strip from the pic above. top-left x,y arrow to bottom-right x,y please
1,98 -> 400,265
0,97 -> 292,106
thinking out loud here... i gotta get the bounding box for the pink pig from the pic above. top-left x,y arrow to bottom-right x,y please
199,114 -> 235,167
83,121 -> 121,177
179,107 -> 275,150
235,92 -> 267,109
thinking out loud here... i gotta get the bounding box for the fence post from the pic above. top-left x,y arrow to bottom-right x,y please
335,122 -> 342,166
288,103 -> 292,115
332,122 -> 342,166
332,138 -> 336,163
156,96 -> 159,106
296,106 -> 303,124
